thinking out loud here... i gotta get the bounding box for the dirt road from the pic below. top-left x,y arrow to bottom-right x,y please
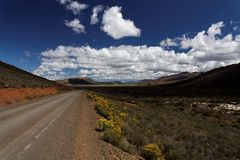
0,91 -> 138,160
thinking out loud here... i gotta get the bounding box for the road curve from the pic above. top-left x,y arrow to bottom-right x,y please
0,91 -> 83,160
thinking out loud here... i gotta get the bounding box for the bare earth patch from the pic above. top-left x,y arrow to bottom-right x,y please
0,87 -> 58,106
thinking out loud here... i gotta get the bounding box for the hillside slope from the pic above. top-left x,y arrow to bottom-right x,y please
0,61 -> 57,88
86,63 -> 240,97
176,63 -> 240,93
140,72 -> 201,85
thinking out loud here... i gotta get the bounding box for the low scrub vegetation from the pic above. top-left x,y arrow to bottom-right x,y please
87,92 -> 133,153
0,87 -> 58,106
87,91 -> 240,160
87,92 -> 166,159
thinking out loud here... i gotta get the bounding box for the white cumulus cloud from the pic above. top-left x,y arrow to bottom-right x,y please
57,0 -> 88,15
64,19 -> 85,33
91,5 -> 104,25
160,38 -> 178,48
101,6 -> 141,39
207,21 -> 224,37
66,1 -> 88,15
34,21 -> 240,80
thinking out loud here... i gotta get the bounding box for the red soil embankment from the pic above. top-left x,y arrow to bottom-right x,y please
0,87 -> 58,106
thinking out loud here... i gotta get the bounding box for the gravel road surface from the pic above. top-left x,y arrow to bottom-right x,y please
0,91 -> 139,160
0,91 -> 84,160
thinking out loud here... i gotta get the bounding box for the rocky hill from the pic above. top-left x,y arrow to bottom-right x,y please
0,60 -> 58,88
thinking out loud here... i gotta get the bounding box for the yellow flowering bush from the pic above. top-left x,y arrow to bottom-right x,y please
98,118 -> 123,146
98,118 -> 121,134
98,118 -> 114,131
112,123 -> 122,135
95,96 -> 109,107
88,92 -> 132,152
142,143 -> 165,160
93,95 -> 114,119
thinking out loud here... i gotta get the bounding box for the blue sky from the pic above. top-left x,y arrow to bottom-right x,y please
0,0 -> 240,80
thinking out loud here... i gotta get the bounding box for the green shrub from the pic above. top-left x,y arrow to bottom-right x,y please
118,138 -> 133,153
102,128 -> 122,146
95,104 -> 109,119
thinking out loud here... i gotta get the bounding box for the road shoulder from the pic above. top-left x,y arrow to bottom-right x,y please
74,91 -> 139,160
